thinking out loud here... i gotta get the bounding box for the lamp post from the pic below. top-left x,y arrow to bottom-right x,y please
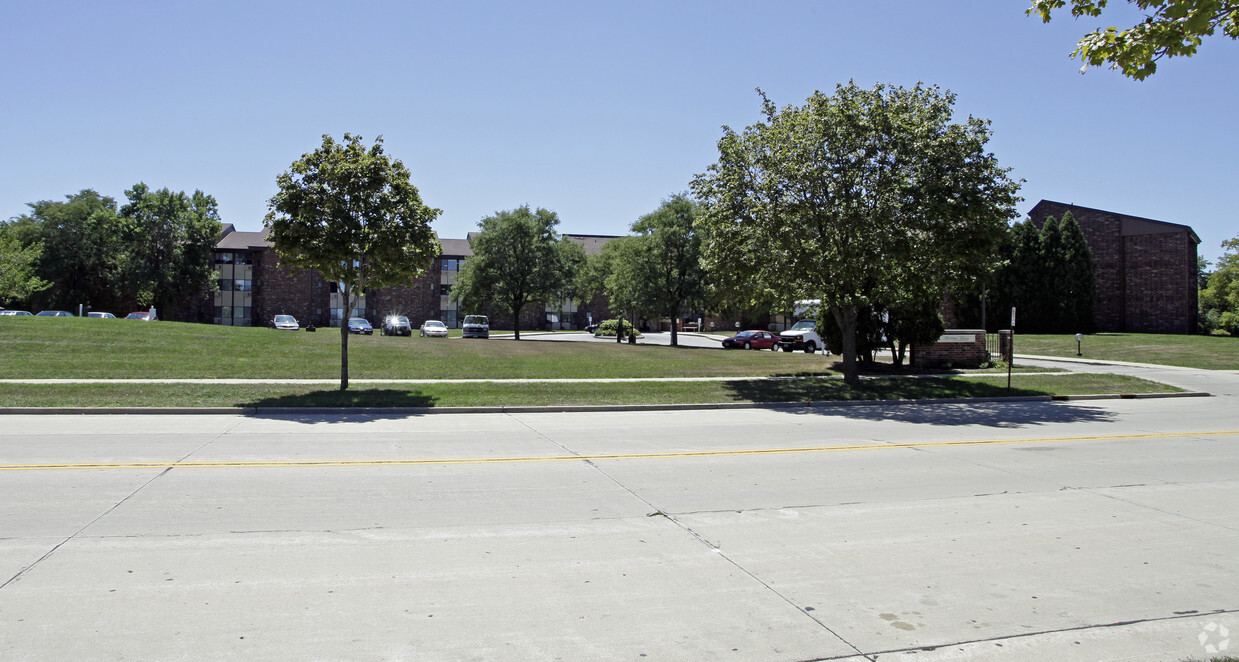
1075,333 -> 1083,356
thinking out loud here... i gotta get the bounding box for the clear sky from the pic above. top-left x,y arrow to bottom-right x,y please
3,1 -> 1236,263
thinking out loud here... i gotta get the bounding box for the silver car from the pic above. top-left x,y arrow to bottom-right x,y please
461,315 -> 489,339
419,320 -> 448,337
272,314 -> 299,330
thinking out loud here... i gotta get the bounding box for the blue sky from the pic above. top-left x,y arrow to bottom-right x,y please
3,1 -> 1236,263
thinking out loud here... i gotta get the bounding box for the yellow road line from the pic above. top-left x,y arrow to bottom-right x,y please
3,430 -> 1237,472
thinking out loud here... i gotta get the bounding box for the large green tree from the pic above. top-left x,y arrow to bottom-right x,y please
0,226 -> 50,306
453,206 -> 573,340
1200,235 -> 1239,334
1028,0 -> 1239,79
692,83 -> 1021,384
266,133 -> 442,390
10,190 -> 125,312
605,194 -> 707,347
119,183 -> 223,315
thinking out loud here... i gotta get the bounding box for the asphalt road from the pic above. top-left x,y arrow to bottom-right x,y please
502,329 -> 736,350
2,373 -> 1238,661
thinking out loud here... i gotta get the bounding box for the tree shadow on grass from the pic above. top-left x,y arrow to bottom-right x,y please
243,388 -> 440,423
723,377 -> 1118,428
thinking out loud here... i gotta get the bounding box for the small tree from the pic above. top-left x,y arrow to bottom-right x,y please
266,133 -> 441,390
453,206 -> 572,340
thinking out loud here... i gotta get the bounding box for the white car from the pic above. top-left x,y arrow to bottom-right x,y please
272,314 -> 299,330
87,312 -> 116,319
419,320 -> 448,337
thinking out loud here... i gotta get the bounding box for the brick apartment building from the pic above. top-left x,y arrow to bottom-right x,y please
213,226 -> 618,330
1027,200 -> 1200,334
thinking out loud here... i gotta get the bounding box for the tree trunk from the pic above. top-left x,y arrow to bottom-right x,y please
670,313 -> 678,347
832,305 -> 860,385
513,303 -> 522,340
340,290 -> 351,391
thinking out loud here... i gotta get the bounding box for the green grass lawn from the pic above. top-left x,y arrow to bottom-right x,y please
0,374 -> 1177,408
0,318 -> 1188,408
0,317 -> 833,379
1015,332 -> 1239,369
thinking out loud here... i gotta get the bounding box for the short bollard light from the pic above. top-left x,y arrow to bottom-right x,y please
1075,333 -> 1084,356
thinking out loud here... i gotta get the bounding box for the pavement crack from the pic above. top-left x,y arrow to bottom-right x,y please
853,607 -> 1239,659
505,414 -> 875,661
0,418 -> 245,591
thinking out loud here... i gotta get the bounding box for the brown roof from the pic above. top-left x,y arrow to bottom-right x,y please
438,237 -> 472,257
216,227 -> 271,251
1029,200 -> 1200,244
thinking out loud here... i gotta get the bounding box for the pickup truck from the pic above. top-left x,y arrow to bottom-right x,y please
777,319 -> 822,354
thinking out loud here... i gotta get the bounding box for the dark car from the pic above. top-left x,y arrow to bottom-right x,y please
382,315 -> 412,336
36,310 -> 76,317
721,330 -> 781,350
347,317 -> 373,335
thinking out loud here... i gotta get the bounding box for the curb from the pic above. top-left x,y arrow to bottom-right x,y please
0,391 -> 1208,416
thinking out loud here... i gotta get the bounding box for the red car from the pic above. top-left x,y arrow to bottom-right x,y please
125,311 -> 154,321
721,330 -> 781,350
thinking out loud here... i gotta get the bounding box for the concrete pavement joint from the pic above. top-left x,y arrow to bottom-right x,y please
0,417 -> 244,590
847,607 -> 1239,661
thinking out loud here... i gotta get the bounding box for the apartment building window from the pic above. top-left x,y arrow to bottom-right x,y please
441,258 -> 465,271
213,306 -> 251,325
214,251 -> 253,265
217,278 -> 252,292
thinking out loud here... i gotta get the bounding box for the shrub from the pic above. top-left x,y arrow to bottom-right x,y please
594,318 -> 642,338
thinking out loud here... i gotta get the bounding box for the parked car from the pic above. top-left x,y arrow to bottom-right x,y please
721,330 -> 781,350
347,317 -> 373,335
0,310 -> 33,316
125,311 -> 153,321
382,315 -> 412,336
419,320 -> 448,337
86,312 -> 116,318
461,314 -> 489,339
272,314 -> 299,330
35,310 -> 75,317
777,319 -> 823,354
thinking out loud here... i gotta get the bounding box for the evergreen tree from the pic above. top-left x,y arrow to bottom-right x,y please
1038,214 -> 1068,331
1057,211 -> 1097,333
